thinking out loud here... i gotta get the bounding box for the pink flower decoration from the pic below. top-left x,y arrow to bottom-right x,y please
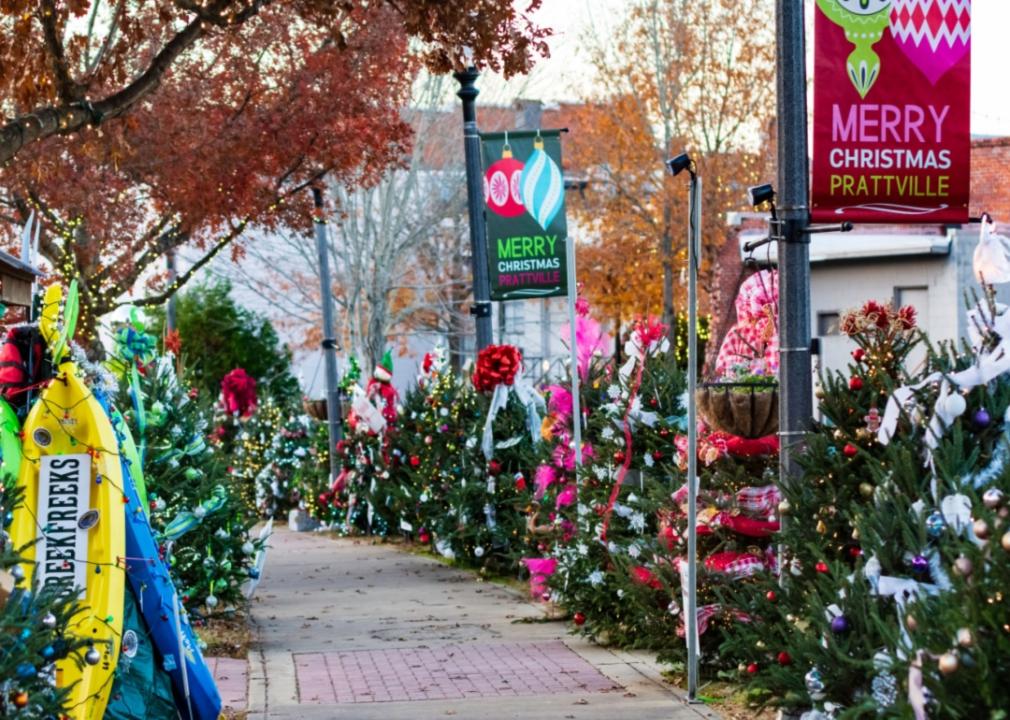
534,464 -> 560,499
561,315 -> 614,381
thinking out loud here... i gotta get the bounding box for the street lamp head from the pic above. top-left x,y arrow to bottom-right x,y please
666,153 -> 693,177
747,183 -> 776,208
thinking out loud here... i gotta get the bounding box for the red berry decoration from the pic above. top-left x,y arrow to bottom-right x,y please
573,612 -> 586,626
852,348 -> 865,362
843,443 -> 858,458
777,651 -> 792,666
849,376 -> 863,391
766,590 -> 777,602
409,455 -> 420,468
815,561 -> 830,574
746,663 -> 759,675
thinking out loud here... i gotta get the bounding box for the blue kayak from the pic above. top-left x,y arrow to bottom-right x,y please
101,393 -> 222,720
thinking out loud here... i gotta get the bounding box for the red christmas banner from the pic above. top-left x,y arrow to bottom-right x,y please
811,0 -> 971,223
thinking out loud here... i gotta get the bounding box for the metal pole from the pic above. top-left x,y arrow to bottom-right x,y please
775,0 -> 812,491
311,186 -> 343,484
685,172 -> 701,700
166,247 -> 178,333
454,67 -> 493,352
565,237 -> 582,466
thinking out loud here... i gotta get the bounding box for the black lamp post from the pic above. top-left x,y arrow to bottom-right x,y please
454,67 -> 493,353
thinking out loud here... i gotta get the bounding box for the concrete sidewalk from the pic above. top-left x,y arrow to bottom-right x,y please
247,525 -> 719,720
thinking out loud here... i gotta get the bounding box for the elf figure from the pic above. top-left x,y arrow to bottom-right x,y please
366,350 -> 399,427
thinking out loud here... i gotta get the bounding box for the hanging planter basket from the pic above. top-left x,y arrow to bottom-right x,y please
696,381 -> 778,439
302,398 -> 328,421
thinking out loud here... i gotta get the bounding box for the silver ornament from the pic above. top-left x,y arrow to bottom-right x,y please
871,672 -> 897,707
205,594 -> 219,609
42,613 -> 57,629
85,646 -> 101,666
983,488 -> 1004,509
805,666 -> 827,701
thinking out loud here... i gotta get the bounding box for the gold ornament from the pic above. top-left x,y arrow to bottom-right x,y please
1001,531 -> 1010,552
855,428 -> 871,441
816,520 -> 828,534
815,384 -> 826,399
859,482 -> 875,498
778,499 -> 792,515
833,428 -> 845,440
906,614 -> 918,632
973,519 -> 990,540
938,651 -> 959,675
851,527 -> 860,541
953,555 -> 973,577
956,628 -> 974,648
756,640 -> 766,650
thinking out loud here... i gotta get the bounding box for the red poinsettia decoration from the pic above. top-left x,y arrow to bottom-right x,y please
164,329 -> 182,356
221,367 -> 258,418
472,344 -> 523,393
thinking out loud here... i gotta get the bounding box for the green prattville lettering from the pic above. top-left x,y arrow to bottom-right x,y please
496,235 -> 558,259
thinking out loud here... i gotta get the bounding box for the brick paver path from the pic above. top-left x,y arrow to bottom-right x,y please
209,656 -> 248,711
248,525 -> 718,719
294,641 -> 618,704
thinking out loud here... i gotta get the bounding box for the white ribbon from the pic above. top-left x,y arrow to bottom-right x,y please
973,215 -> 1010,285
481,376 -> 544,460
878,301 -> 1010,486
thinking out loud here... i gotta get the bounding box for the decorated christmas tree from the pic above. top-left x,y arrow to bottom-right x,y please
113,348 -> 264,613
0,485 -> 88,718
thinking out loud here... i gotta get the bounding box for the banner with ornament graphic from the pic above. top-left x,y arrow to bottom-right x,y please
811,0 -> 971,223
480,129 -> 569,301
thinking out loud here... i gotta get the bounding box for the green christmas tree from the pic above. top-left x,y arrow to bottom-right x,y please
115,352 -> 263,613
0,485 -> 88,719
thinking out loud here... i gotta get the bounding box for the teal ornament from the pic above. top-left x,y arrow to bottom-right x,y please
925,511 -> 946,538
519,135 -> 564,231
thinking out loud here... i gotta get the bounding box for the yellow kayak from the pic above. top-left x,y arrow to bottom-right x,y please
10,283 -> 125,720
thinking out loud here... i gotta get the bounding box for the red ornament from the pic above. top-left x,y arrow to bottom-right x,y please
418,530 -> 431,544
220,367 -> 258,418
573,612 -> 586,626
488,459 -> 503,475
766,590 -> 777,602
12,691 -> 28,708
849,546 -> 863,558
652,450 -> 663,461
649,397 -> 659,407
514,474 -> 527,491
613,451 -> 626,464
815,561 -> 830,574
852,348 -> 865,362
483,148 -> 525,218
849,376 -> 863,391
777,651 -> 792,666
843,443 -> 858,458
659,428 -> 670,438
409,455 -> 420,468
746,663 -> 759,675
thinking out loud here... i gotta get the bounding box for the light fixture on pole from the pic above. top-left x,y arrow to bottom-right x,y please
666,151 -> 701,702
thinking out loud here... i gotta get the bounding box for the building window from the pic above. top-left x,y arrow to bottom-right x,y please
504,302 -> 525,335
817,312 -> 840,336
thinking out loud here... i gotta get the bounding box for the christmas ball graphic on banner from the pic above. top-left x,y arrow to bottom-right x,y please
520,135 -> 564,231
483,145 -> 525,218
889,0 -> 971,86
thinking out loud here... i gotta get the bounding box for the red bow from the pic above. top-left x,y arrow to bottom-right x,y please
472,344 -> 522,393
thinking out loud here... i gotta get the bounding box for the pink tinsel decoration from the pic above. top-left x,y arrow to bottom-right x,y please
522,557 -> 557,599
561,315 -> 614,381
534,464 -> 559,499
555,484 -> 577,509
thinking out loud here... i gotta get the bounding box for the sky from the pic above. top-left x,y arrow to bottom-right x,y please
510,0 -> 1010,137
